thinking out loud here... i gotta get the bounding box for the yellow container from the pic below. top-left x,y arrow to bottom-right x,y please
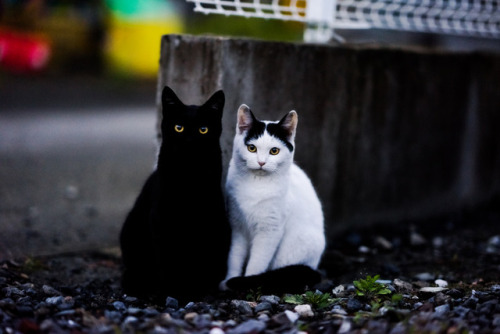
105,0 -> 183,78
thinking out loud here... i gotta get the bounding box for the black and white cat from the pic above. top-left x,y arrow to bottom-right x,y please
221,104 -> 325,294
120,86 -> 231,303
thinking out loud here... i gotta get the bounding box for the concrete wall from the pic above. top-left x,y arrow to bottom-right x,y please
157,35 -> 500,239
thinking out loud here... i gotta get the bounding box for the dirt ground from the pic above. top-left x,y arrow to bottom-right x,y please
1,198 -> 499,333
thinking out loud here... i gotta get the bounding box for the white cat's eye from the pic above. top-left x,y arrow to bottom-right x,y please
174,125 -> 184,133
199,127 -> 208,134
247,144 -> 257,153
270,147 -> 280,155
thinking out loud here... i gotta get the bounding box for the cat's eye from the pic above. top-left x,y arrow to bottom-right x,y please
199,127 -> 208,134
247,144 -> 257,153
270,147 -> 280,155
174,125 -> 184,133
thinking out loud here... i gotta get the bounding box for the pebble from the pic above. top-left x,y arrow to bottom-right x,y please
230,300 -> 253,316
346,298 -> 364,312
165,296 -> 179,310
434,279 -> 448,288
227,319 -> 266,334
294,304 -> 314,317
332,284 -> 345,296
260,295 -> 280,305
254,301 -> 273,313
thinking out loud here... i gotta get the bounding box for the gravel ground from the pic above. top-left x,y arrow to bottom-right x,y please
1,201 -> 499,334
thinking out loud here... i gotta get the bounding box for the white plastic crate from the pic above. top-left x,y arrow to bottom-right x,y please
186,0 -> 500,42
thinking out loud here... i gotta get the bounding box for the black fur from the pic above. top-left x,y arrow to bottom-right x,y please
120,86 -> 231,303
225,265 -> 322,295
243,109 -> 294,152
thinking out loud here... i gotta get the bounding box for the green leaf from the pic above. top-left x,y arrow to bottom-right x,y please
283,294 -> 304,305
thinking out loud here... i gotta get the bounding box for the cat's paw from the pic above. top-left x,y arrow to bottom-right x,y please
219,280 -> 229,291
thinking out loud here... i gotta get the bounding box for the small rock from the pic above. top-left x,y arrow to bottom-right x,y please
45,296 -> 64,305
231,300 -> 253,316
338,318 -> 352,334
332,284 -> 345,296
254,301 -> 272,313
165,296 -> 179,310
260,295 -> 280,305
462,296 -> 479,309
432,236 -> 444,248
434,279 -> 448,288
112,301 -> 126,312
184,312 -> 198,323
410,230 -> 426,246
358,245 -> 371,254
227,319 -> 266,334
42,285 -> 61,296
331,305 -> 347,315
419,287 -> 447,294
210,328 -> 225,334
446,288 -> 465,298
294,304 -> 314,317
346,298 -> 364,313
394,279 -> 413,293
284,310 -> 299,323
486,235 -> 500,253
434,304 -> 450,314
375,236 -> 393,250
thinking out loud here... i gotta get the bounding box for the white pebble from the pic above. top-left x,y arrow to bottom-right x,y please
294,304 -> 314,318
435,279 -> 448,288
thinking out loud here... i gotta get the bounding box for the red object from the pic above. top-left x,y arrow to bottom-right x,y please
0,29 -> 51,73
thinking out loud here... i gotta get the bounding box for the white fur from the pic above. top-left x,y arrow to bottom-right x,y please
223,106 -> 325,283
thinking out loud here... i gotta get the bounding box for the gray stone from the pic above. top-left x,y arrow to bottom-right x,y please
230,300 -> 253,316
346,298 -> 364,312
260,295 -> 280,305
254,301 -> 273,313
227,319 -> 266,334
165,296 -> 179,310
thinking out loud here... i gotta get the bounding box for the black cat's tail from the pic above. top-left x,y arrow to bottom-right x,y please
225,265 -> 322,295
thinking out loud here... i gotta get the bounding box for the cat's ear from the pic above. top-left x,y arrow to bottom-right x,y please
162,86 -> 183,111
203,90 -> 225,117
237,104 -> 255,134
279,110 -> 298,142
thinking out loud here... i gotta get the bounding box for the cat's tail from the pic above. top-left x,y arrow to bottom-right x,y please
224,265 -> 322,295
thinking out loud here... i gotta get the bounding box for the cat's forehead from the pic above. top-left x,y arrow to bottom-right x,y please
244,120 -> 294,151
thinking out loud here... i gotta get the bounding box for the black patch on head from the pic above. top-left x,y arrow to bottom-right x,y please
243,116 -> 294,152
267,122 -> 294,152
243,118 -> 266,143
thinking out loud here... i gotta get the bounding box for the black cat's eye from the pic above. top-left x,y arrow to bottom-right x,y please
270,147 -> 280,155
174,125 -> 184,133
199,127 -> 208,134
247,144 -> 257,153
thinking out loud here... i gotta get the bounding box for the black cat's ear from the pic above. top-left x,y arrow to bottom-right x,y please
162,86 -> 183,111
203,90 -> 225,116
279,110 -> 298,142
237,104 -> 255,134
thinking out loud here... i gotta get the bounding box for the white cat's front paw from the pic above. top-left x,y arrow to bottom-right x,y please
219,280 -> 229,291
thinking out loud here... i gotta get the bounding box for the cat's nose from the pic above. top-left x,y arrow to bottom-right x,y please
258,161 -> 266,167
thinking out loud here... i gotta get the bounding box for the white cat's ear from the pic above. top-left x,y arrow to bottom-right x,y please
237,104 -> 254,134
162,86 -> 183,108
204,90 -> 225,115
279,110 -> 298,142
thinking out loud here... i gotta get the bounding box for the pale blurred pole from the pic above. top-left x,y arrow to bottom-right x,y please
304,0 -> 342,43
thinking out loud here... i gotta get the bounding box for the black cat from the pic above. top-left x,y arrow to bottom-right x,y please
120,86 -> 231,303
